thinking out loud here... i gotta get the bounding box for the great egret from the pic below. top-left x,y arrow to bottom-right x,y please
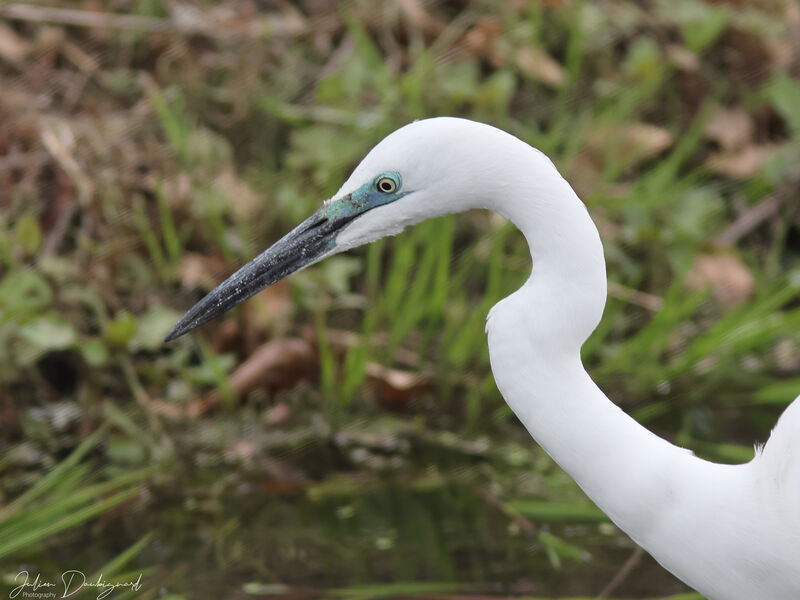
166,117 -> 800,599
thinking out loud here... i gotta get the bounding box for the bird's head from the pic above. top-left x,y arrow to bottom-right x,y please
164,117 -> 538,341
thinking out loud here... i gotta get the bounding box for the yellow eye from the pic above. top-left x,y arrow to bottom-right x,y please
377,176 -> 397,194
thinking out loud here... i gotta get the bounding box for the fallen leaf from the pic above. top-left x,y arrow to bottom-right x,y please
211,318 -> 240,353
773,339 -> 800,371
666,44 -> 700,72
564,152 -> 602,198
397,0 -> 445,37
62,40 -> 98,73
34,26 -> 65,56
158,337 -> 316,420
177,251 -> 229,291
704,107 -> 753,151
250,279 -> 292,326
365,362 -> 428,406
706,144 -> 776,179
461,17 -> 504,66
259,459 -> 309,495
0,22 -> 31,64
265,402 -> 291,425
40,119 -> 93,204
227,337 -> 317,397
586,123 -> 673,171
515,45 -> 566,88
225,439 -> 259,463
213,167 -> 262,219
686,252 -> 754,307
159,173 -> 193,209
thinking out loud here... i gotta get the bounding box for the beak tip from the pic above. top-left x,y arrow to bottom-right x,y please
164,314 -> 199,343
163,324 -> 185,343
163,289 -> 223,344
163,207 -> 337,345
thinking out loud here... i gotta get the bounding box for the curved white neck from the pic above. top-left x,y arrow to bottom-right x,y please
487,164 -> 607,354
482,160 -> 734,565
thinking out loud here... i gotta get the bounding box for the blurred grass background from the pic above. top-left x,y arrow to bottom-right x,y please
1,0 -> 799,598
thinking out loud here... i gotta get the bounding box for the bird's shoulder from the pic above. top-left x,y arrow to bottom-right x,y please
753,395 -> 800,515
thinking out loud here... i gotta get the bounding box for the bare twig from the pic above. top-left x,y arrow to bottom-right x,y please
473,485 -> 538,536
715,179 -> 800,246
317,34 -> 356,81
596,546 -> 645,598
607,281 -> 664,312
0,3 -> 171,31
0,20 -> 31,62
39,121 -> 93,204
0,3 -> 311,38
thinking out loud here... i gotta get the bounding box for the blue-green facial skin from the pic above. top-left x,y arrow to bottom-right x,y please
321,172 -> 407,248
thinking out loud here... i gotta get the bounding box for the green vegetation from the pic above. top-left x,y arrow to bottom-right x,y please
1,0 -> 798,597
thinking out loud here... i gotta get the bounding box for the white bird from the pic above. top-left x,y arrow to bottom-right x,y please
166,117 -> 800,599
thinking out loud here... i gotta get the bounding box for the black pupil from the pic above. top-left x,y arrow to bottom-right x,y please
380,180 -> 393,191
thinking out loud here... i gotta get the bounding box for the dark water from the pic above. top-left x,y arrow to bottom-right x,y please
29,468 -> 693,599
1,402 -> 700,600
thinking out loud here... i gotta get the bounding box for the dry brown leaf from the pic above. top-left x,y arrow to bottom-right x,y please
177,251 -> 228,291
225,439 -> 259,463
515,45 -> 565,88
564,152 -> 602,198
461,17 -> 504,66
166,338 -> 315,419
34,26 -> 65,55
0,88 -> 38,112
766,36 -> 795,71
773,339 -> 800,372
250,279 -> 292,325
227,337 -> 316,397
616,123 -> 673,161
586,123 -> 673,171
686,252 -> 754,307
666,44 -> 700,72
40,119 -> 93,204
259,458 -> 310,495
211,318 -> 241,354
213,167 -> 262,219
397,0 -> 445,36
365,362 -> 428,406
62,40 -> 98,73
158,173 -> 193,208
265,402 -> 291,425
706,144 -> 776,179
0,21 -> 31,63
704,107 -> 753,151
230,280 -> 294,346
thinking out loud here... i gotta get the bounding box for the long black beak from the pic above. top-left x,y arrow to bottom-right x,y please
164,208 -> 346,341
